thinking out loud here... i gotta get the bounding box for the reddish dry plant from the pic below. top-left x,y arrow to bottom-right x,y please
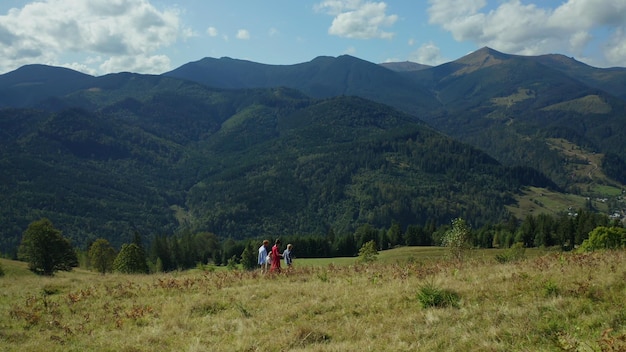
66,288 -> 94,304
124,304 -> 155,320
9,305 -> 42,326
599,328 -> 626,352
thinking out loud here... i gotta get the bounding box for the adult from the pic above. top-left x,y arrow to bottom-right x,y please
270,239 -> 283,273
258,240 -> 269,272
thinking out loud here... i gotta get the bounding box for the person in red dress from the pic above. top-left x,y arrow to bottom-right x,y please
270,239 -> 283,273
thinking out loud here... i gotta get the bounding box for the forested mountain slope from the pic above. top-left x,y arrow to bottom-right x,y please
164,47 -> 626,193
0,72 -> 553,254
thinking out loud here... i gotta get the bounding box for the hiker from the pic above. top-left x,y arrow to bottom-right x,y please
258,240 -> 270,272
270,239 -> 283,273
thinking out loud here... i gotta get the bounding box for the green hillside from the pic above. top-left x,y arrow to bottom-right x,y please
0,75 -> 551,254
165,48 -> 626,196
2,49 -> 626,254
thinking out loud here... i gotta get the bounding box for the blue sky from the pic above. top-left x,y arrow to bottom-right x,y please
0,0 -> 625,75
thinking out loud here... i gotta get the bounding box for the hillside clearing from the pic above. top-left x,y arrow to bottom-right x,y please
2,247 -> 625,351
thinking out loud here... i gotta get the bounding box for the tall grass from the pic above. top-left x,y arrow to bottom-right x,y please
1,248 -> 625,351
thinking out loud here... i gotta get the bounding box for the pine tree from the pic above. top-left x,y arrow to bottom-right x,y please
240,241 -> 257,270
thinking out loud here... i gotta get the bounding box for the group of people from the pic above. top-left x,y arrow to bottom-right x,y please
258,239 -> 293,273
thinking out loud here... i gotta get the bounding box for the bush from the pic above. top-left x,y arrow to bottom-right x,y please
495,242 -> 526,263
579,226 -> 626,251
417,283 -> 460,308
0,261 -> 4,277
357,240 -> 378,263
442,218 -> 471,263
226,255 -> 238,270
544,280 -> 560,297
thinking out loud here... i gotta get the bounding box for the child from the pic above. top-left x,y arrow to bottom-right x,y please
283,243 -> 293,268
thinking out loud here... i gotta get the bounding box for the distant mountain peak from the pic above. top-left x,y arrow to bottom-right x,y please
2,64 -> 93,83
453,47 -> 510,74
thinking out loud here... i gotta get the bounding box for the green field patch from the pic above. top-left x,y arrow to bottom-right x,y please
542,94 -> 612,114
590,184 -> 623,197
491,88 -> 535,107
509,186 -> 589,219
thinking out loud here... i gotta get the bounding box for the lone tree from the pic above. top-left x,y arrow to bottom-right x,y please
18,218 -> 78,276
89,238 -> 117,274
442,217 -> 472,264
358,240 -> 378,263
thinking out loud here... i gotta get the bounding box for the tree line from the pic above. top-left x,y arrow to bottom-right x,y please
14,208 -> 624,276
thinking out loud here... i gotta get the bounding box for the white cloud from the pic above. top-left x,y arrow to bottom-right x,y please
314,0 -> 364,15
268,27 -> 280,37
605,27 -> 626,67
61,62 -> 98,76
427,0 -> 626,67
236,29 -> 250,40
316,0 -> 398,39
344,46 -> 357,55
99,54 -> 171,74
0,0 -> 184,74
409,41 -> 448,65
207,26 -> 218,37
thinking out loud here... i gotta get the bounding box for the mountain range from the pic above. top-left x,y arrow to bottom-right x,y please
0,47 -> 624,254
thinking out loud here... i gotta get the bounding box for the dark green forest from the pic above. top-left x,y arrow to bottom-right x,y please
1,82 -> 553,256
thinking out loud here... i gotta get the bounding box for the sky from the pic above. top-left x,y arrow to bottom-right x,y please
0,0 -> 625,76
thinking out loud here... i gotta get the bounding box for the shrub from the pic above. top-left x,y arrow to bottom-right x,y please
0,261 -> 4,277
544,280 -> 560,297
417,283 -> 460,308
495,242 -> 526,263
226,255 -> 238,270
357,240 -> 378,263
579,226 -> 626,251
442,218 -> 472,263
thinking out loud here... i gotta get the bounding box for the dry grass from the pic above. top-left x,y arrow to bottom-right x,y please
2,248 -> 626,351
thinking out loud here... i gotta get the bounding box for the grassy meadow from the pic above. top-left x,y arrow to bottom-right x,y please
1,247 -> 626,351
